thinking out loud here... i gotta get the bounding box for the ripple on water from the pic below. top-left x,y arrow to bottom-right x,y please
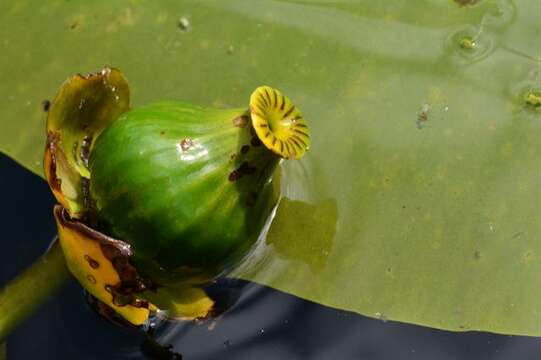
508,68 -> 541,120
444,25 -> 496,66
482,0 -> 516,28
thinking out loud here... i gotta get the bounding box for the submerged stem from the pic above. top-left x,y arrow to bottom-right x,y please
0,238 -> 70,341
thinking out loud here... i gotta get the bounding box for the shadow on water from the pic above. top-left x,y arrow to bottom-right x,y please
4,153 -> 541,359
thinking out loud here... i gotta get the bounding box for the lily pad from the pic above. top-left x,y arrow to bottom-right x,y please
1,0 -> 541,336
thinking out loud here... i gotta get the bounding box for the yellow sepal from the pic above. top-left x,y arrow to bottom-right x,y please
45,68 -> 130,218
143,286 -> 214,320
54,205 -> 154,325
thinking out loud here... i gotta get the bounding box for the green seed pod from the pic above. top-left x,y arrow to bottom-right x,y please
44,68 -> 310,324
88,86 -> 310,285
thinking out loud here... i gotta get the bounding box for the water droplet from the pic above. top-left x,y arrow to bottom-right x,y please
375,312 -> 388,322
459,36 -> 476,50
259,328 -> 265,335
178,16 -> 190,32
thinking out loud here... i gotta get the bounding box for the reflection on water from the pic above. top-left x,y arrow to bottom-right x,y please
265,198 -> 338,272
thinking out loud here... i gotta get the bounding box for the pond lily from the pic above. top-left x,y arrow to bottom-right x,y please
43,68 -> 310,325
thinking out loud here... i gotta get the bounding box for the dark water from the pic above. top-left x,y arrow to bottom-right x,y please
3,152 -> 541,360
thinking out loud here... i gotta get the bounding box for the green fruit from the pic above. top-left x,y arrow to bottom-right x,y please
89,87 -> 309,285
44,68 -> 310,323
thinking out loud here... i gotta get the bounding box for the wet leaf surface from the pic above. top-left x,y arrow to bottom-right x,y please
1,0 -> 541,335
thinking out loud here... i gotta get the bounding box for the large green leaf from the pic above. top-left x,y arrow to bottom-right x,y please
2,0 -> 541,336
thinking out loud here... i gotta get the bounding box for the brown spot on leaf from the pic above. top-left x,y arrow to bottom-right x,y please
417,104 -> 430,130
54,206 -> 149,310
84,254 -> 100,269
241,145 -> 250,154
233,114 -> 249,128
454,0 -> 481,6
41,100 -> 51,112
180,138 -> 193,151
228,161 -> 256,182
229,170 -> 242,182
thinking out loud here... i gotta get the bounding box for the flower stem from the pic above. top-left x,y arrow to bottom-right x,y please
0,238 -> 70,341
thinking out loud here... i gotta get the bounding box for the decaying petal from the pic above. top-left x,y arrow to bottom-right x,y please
53,205 -> 153,325
250,86 -> 310,160
45,68 -> 129,218
143,286 -> 215,320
